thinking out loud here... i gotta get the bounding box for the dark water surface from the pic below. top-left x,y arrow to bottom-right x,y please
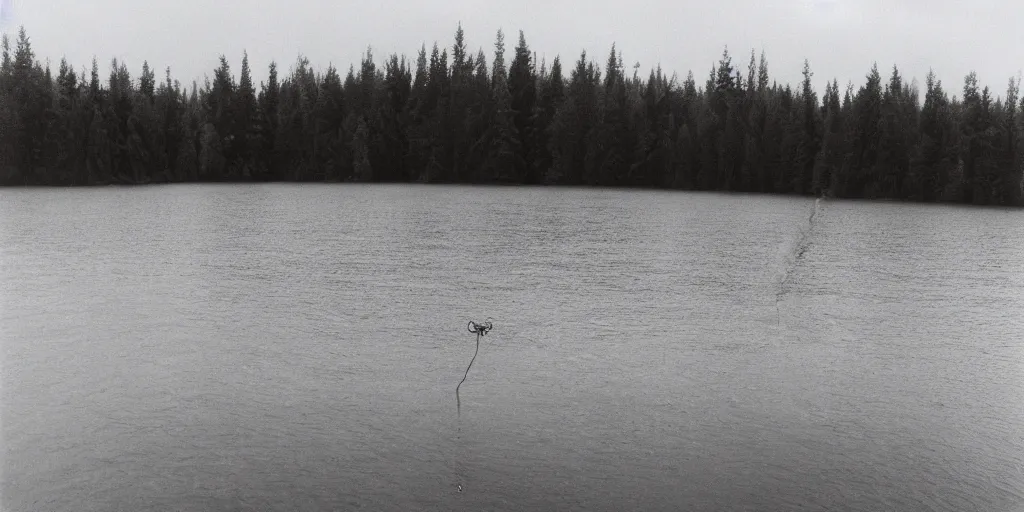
2,184 -> 1023,511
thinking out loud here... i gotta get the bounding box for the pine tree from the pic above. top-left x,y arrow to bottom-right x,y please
757,51 -> 770,94
87,57 -> 100,102
915,70 -> 946,201
378,54 -> 412,182
713,46 -> 737,115
634,68 -> 673,188
959,71 -> 998,204
176,82 -> 202,182
1017,93 -> 1024,205
0,33 -> 10,74
408,44 -> 431,181
1001,76 -> 1020,204
50,58 -> 80,183
844,63 -> 883,197
974,84 -> 998,203
420,43 -> 452,182
0,35 -> 16,180
204,55 -> 234,179
812,79 -> 842,195
796,60 -> 820,195
508,30 -> 537,183
746,50 -> 757,101
234,51 -> 257,178
530,56 -> 563,183
484,29 -> 522,182
591,44 -> 631,186
257,61 -> 280,179
450,24 -> 474,182
314,64 -> 348,181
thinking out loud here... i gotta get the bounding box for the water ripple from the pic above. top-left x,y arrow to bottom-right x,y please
2,185 -> 1023,512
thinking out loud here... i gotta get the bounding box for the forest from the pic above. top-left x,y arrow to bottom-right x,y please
0,25 -> 1022,206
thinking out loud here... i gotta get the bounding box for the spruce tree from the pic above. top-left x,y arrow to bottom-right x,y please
846,63 -> 883,197
315,64 -> 348,181
484,29 -> 522,182
812,79 -> 842,195
530,56 -> 563,183
379,54 -> 412,182
959,71 -> 994,203
234,51 -> 257,178
408,44 -> 431,181
257,61 -> 280,179
1001,77 -> 1020,204
797,60 -> 820,194
508,30 -> 537,183
450,24 -> 473,182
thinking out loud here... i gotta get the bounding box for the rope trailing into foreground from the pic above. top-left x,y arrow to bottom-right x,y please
457,319 -> 493,416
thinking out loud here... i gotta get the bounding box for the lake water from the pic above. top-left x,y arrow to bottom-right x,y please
2,184 -> 1023,512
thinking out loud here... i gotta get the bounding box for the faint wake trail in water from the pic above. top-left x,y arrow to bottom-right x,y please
775,198 -> 825,334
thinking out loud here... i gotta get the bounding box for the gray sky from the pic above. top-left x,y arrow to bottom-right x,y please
4,0 -> 1022,100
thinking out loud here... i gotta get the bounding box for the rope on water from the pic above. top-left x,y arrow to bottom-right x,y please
456,319 -> 493,417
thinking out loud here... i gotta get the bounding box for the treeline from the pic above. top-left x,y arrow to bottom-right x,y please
1,26 -> 1022,205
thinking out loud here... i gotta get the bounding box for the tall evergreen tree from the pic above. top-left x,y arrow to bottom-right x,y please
484,29 -> 522,182
795,60 -> 820,195
508,30 -> 537,183
959,71 -> 998,204
233,51 -> 258,178
139,61 -> 155,103
450,24 -> 474,182
256,61 -> 280,179
590,43 -> 631,186
1000,77 -> 1021,204
530,56 -> 563,183
841,63 -> 883,197
315,63 -> 348,181
549,51 -> 599,185
378,54 -> 412,182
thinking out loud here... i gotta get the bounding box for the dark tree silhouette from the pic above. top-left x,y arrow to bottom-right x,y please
0,26 -> 1021,206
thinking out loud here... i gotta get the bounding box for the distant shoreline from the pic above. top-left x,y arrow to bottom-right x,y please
5,181 -> 1020,212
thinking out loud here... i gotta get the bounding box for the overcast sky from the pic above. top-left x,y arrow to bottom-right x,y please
3,0 -> 1022,100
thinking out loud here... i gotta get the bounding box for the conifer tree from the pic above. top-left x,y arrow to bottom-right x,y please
484,29 -> 522,182
844,63 -> 883,197
378,54 -> 412,181
234,51 -> 257,178
408,44 -> 431,181
796,60 -> 820,195
812,79 -> 842,195
316,63 -> 348,181
256,61 -> 280,179
530,56 -> 563,183
139,61 -> 155,103
508,30 -> 536,183
450,24 -> 474,182
1000,77 -> 1020,204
